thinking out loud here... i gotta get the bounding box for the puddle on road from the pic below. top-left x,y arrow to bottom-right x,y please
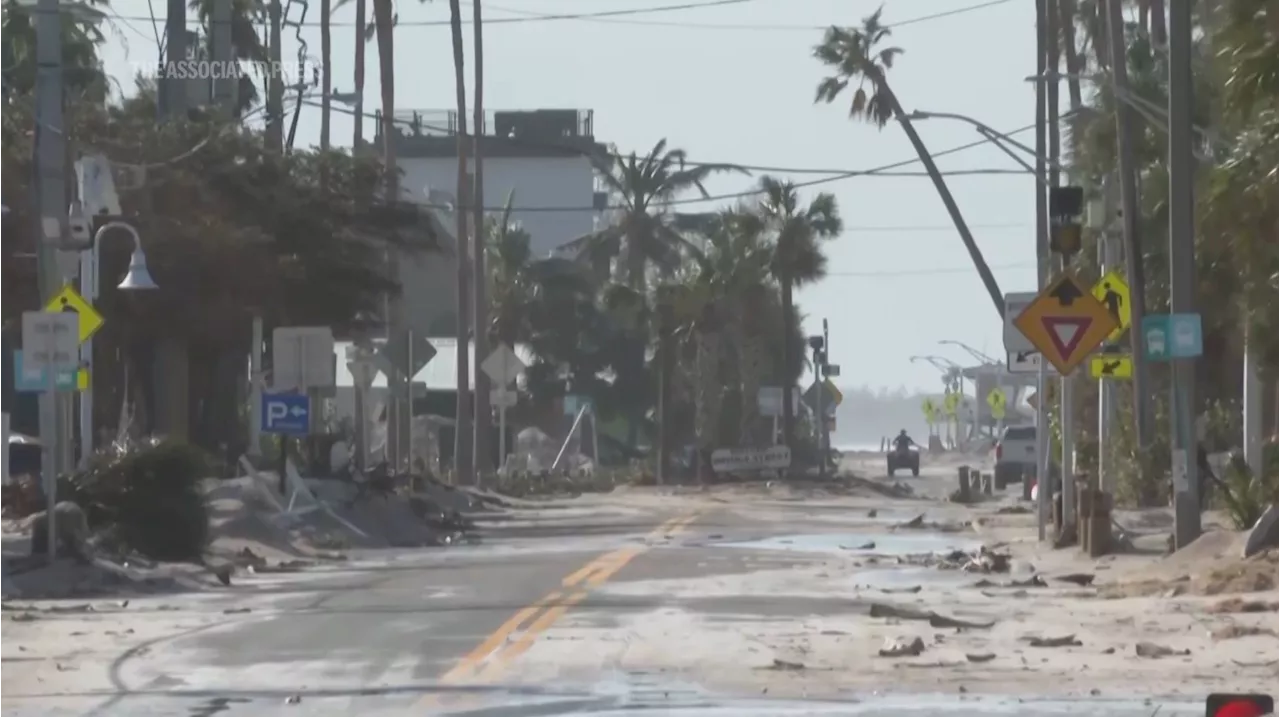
847,566 -> 975,590
718,533 -> 981,557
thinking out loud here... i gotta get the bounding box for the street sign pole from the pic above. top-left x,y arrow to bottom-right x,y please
43,325 -> 58,563
1168,0 -> 1201,549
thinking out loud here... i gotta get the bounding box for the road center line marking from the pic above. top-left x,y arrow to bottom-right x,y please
428,512 -> 697,698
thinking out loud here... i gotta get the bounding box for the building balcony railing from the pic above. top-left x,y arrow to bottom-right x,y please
378,108 -> 594,142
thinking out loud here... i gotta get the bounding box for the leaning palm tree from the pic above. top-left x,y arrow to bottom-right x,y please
813,6 -> 1004,317
752,177 -> 842,454
566,140 -> 745,289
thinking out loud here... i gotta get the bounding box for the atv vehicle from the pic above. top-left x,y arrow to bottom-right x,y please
886,444 -> 920,477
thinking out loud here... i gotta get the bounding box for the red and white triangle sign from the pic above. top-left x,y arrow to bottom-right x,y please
1040,316 -> 1092,359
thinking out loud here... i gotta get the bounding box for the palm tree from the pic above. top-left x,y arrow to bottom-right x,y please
486,194 -> 534,348
567,139 -> 745,289
813,6 -> 1005,318
470,0 -> 491,473
751,177 -> 842,454
447,0 -> 473,482
682,210 -> 776,445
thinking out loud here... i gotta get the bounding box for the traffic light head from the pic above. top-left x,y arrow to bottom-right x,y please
1206,694 -> 1274,717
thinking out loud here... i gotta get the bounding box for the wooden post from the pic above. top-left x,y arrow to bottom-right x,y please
982,471 -> 994,496
957,465 -> 972,503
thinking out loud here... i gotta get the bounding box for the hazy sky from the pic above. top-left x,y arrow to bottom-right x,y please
95,0 -> 1053,392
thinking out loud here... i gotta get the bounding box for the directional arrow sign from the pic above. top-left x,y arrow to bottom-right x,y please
1089,354 -> 1133,379
1013,272 -> 1118,376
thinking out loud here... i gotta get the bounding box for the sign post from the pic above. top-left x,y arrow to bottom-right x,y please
481,343 -> 526,473
23,311 -> 78,563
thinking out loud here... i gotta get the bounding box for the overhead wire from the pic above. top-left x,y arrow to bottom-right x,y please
827,262 -> 1033,277
112,0 -> 760,28
301,98 -> 1050,213
485,0 -> 1018,32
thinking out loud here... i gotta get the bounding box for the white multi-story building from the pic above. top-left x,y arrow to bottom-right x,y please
377,108 -> 608,337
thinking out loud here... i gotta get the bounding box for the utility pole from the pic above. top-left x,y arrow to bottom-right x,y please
159,0 -> 187,117
1167,0 -> 1200,549
1047,0 -> 1077,537
1033,0 -> 1051,542
352,0 -> 366,149
266,0 -> 285,152
35,0 -> 67,552
821,319 -> 831,476
320,0 -> 332,154
471,0 -> 491,475
1106,0 -> 1155,501
1096,175 -> 1120,494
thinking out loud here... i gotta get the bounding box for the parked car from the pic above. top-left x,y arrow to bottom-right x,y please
993,425 -> 1037,489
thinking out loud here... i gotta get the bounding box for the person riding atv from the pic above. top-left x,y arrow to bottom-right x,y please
892,430 -> 916,452
886,429 -> 920,477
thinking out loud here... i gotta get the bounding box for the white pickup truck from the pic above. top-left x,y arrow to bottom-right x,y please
993,424 -> 1037,489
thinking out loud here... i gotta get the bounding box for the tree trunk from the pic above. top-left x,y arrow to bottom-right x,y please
448,0 -> 474,484
694,330 -> 721,484
319,0 -> 331,155
352,0 -> 365,148
1059,0 -> 1084,111
372,0 -> 395,195
780,277 -> 796,455
879,77 -> 1006,318
1149,0 -> 1166,46
471,0 -> 491,474
737,324 -> 764,446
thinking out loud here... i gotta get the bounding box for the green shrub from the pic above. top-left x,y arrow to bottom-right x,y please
60,438 -> 212,561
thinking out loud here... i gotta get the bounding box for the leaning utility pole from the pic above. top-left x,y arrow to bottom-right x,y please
471,0 -> 491,475
1033,0 -> 1051,542
266,0 -> 285,152
1167,0 -> 1200,549
1096,175 -> 1121,495
1105,0 -> 1154,500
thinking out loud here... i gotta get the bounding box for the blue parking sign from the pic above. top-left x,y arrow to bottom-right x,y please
1142,313 -> 1203,360
261,392 -> 310,435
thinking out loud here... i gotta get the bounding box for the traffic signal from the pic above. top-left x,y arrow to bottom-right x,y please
1048,185 -> 1085,257
1206,693 -> 1274,717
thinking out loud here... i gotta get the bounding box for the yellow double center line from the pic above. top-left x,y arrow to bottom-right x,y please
418,512 -> 699,709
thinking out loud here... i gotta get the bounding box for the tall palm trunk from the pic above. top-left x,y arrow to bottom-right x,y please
319,0 -> 331,180
877,71 -> 1005,317
352,0 -> 366,147
695,330 -> 721,484
1058,0 -> 1084,112
780,277 -> 796,453
372,0 -> 394,191
471,0 -> 491,474
448,0 -> 474,484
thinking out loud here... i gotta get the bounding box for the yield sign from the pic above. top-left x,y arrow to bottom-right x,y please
1013,272 -> 1118,376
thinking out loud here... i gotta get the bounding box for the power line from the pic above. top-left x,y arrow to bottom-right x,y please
486,0 -> 1018,32
113,0 -> 759,28
302,99 -> 1047,212
827,261 -> 1032,277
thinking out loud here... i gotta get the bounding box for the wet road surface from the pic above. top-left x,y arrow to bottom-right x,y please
0,485 -> 1250,716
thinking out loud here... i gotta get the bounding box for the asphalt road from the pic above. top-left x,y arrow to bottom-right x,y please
2,492 -> 1217,716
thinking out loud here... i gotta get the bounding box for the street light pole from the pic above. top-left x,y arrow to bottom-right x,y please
1167,0 -> 1200,549
1034,0 -> 1051,542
